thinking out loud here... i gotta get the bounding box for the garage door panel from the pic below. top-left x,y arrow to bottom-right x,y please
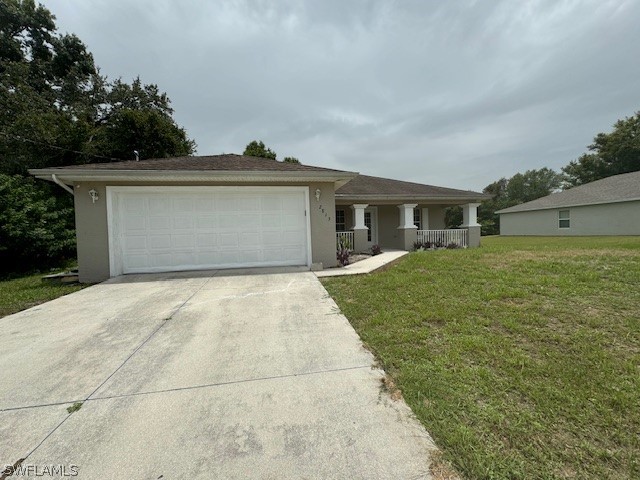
196,215 -> 217,229
196,233 -> 217,247
149,235 -> 171,249
149,216 -> 171,230
149,197 -> 170,214
172,217 -> 194,230
112,188 -> 308,274
171,234 -> 195,248
123,216 -> 147,231
123,235 -> 147,250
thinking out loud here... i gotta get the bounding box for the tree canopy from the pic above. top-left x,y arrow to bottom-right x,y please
0,0 -> 195,272
563,112 -> 640,186
446,168 -> 563,235
242,140 -> 301,164
0,0 -> 195,175
243,140 -> 277,160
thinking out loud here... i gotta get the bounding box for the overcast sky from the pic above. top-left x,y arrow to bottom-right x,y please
42,0 -> 640,190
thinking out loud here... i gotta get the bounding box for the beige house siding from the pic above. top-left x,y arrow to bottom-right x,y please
73,181 -> 336,283
500,200 -> 640,236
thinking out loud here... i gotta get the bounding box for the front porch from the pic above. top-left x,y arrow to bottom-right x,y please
335,202 -> 481,252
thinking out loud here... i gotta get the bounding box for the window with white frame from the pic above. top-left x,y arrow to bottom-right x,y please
558,209 -> 570,229
413,208 -> 421,229
335,209 -> 346,232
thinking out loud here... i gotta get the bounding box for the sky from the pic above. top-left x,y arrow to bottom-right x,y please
42,0 -> 640,190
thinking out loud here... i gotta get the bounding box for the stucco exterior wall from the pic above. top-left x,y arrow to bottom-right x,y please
376,205 -> 402,248
500,200 -> 640,236
426,206 -> 446,229
73,181 -> 336,283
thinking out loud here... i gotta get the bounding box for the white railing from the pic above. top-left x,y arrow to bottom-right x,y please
336,231 -> 354,249
417,229 -> 468,247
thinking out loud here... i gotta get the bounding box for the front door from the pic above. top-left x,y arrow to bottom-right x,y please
364,207 -> 378,248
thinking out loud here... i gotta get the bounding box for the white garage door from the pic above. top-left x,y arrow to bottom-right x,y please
107,187 -> 310,275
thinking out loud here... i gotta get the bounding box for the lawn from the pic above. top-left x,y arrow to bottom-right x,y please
322,236 -> 640,480
0,270 -> 87,318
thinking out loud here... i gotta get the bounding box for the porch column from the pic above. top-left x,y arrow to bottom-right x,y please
461,202 -> 481,248
351,204 -> 369,252
397,203 -> 418,251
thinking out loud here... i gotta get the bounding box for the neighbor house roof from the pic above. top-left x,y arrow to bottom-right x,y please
336,174 -> 489,202
497,171 -> 640,214
30,154 -> 358,186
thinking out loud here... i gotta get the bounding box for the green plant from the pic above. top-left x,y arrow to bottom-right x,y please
337,238 -> 351,266
66,402 -> 83,414
0,175 -> 76,274
371,244 -> 382,256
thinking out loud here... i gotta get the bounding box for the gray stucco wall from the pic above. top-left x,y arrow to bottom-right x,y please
500,200 -> 640,236
73,181 -> 336,283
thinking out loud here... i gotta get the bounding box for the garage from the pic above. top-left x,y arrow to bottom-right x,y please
107,186 -> 311,275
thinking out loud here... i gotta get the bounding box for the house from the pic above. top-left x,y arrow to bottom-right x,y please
497,171 -> 640,236
30,154 -> 488,282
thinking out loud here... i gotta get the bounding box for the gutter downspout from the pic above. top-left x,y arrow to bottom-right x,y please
51,174 -> 74,195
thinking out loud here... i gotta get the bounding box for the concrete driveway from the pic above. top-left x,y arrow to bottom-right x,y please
1,269 -> 437,479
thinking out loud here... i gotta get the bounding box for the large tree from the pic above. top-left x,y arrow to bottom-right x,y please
0,0 -> 195,174
563,112 -> 640,186
0,0 -> 195,272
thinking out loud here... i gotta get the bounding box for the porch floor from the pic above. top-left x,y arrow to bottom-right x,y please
315,249 -> 408,278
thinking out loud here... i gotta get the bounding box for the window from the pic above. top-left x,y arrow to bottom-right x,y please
335,209 -> 346,232
413,208 -> 421,229
364,211 -> 372,241
558,209 -> 570,229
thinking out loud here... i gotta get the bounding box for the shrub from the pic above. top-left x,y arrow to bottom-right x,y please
413,241 -> 434,251
371,244 -> 382,256
446,242 -> 460,249
0,174 -> 76,274
336,238 -> 351,267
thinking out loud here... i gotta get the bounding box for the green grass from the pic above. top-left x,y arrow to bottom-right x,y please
322,236 -> 640,480
0,268 -> 87,318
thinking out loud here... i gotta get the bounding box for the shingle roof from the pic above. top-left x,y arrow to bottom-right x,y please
497,171 -> 640,214
49,154 -> 353,174
336,174 -> 487,199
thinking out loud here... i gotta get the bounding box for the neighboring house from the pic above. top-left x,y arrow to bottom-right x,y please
497,171 -> 640,236
30,155 -> 488,282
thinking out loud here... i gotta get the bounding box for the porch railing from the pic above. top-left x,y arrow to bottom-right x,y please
417,229 -> 468,247
336,231 -> 354,249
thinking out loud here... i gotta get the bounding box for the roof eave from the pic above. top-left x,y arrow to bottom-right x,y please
497,196 -> 640,214
29,168 -> 358,186
335,193 -> 491,203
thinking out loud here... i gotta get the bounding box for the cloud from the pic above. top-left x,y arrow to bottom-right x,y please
44,0 -> 640,189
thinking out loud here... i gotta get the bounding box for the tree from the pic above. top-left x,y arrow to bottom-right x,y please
563,112 -> 640,186
0,0 -> 195,272
283,156 -> 300,164
0,174 -> 76,273
243,140 -> 276,160
0,1 -> 195,174
445,169 -> 562,235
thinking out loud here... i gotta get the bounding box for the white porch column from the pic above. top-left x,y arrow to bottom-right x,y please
351,204 -> 369,229
421,207 -> 429,230
351,204 -> 369,252
461,202 -> 481,248
397,203 -> 418,251
397,204 -> 418,229
461,203 -> 481,227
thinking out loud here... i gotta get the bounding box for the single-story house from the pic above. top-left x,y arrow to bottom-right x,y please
497,170 -> 640,236
30,154 -> 488,282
